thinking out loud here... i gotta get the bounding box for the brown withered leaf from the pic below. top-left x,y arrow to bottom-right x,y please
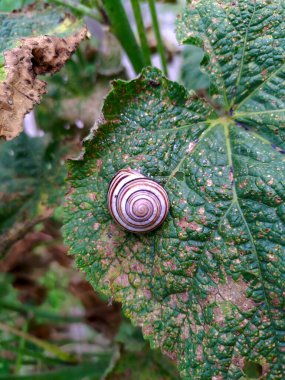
0,9 -> 87,140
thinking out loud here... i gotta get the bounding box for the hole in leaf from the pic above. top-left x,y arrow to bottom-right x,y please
243,361 -> 263,379
174,171 -> 184,181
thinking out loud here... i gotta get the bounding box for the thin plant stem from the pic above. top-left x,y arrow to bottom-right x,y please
104,0 -> 145,73
130,0 -> 152,66
147,0 -> 168,76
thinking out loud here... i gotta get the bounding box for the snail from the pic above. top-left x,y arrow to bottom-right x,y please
107,169 -> 169,233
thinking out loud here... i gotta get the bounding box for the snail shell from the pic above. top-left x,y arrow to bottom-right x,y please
107,169 -> 169,233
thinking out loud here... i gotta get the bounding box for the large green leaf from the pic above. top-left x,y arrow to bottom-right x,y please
0,8 -> 86,140
64,1 -> 285,379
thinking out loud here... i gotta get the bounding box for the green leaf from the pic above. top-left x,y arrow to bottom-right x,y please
106,349 -> 178,380
0,7 -> 86,140
108,322 -> 178,380
0,134 -> 66,236
64,1 -> 285,379
177,0 -> 285,122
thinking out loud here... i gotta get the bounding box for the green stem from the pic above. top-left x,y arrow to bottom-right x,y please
47,0 -> 102,21
104,0 -> 145,73
14,322 -> 28,374
130,0 -> 152,66
0,322 -> 77,363
147,0 -> 168,76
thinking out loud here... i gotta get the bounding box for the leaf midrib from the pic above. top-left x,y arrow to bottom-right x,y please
230,0 -> 257,108
195,7 -> 230,109
190,1 -> 285,114
236,61 -> 285,111
236,109 -> 285,117
164,116 -> 281,192
165,120 -> 217,185
162,120 -> 282,369
224,123 -> 283,369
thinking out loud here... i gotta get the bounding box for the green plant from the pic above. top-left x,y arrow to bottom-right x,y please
63,0 -> 285,379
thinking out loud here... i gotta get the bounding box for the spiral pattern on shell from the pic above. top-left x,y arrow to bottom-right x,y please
107,169 -> 169,233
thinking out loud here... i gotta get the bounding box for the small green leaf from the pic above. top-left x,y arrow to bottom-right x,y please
64,1 -> 285,379
108,321 -> 178,379
106,349 -> 178,380
0,8 -> 86,140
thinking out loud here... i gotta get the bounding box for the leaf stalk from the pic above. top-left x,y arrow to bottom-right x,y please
130,0 -> 152,66
104,0 -> 146,74
147,0 -> 168,76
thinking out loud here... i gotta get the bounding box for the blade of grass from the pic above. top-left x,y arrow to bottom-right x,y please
0,358 -> 113,380
0,300 -> 83,324
104,0 -> 145,73
130,0 -> 152,66
14,321 -> 28,375
147,0 -> 168,76
1,341 -> 70,366
0,322 -> 77,363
